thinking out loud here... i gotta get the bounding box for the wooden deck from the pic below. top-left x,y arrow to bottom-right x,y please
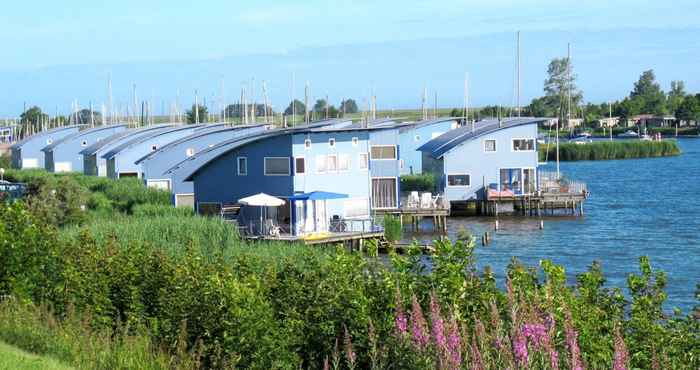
244,230 -> 385,246
374,207 -> 449,233
452,191 -> 589,217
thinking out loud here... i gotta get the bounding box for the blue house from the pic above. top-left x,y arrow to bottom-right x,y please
418,118 -> 545,203
81,125 -> 174,176
397,118 -> 460,175
135,124 -> 271,207
102,125 -> 205,179
183,124 -> 391,236
11,125 -> 82,169
42,124 -> 127,173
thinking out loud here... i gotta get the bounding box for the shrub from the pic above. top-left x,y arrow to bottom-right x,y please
400,173 -> 436,193
382,215 -> 403,243
132,203 -> 195,218
539,140 -> 681,161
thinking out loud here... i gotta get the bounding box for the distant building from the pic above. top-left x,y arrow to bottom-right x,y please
102,125 -> 205,179
594,117 -> 620,128
11,125 -> 82,169
0,126 -> 14,143
626,114 -> 676,127
542,117 -> 583,129
42,125 -> 127,173
418,118 -> 545,203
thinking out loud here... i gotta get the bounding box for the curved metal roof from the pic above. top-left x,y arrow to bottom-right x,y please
418,117 -> 547,158
11,125 -> 83,148
42,124 -> 127,152
102,125 -> 203,159
134,124 -> 269,165
79,125 -> 174,155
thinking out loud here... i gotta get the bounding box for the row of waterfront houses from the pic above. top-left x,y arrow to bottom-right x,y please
9,116 -> 546,236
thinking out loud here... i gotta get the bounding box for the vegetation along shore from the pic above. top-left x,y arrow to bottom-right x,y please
538,140 -> 681,161
0,164 -> 698,369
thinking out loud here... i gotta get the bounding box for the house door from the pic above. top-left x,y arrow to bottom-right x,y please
315,200 -> 327,232
372,178 -> 397,209
499,168 -> 523,194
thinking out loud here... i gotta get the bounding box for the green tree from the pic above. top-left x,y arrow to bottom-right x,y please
667,80 -> 686,117
339,99 -> 359,114
630,70 -> 666,115
313,99 -> 328,113
543,57 -> 583,125
675,94 -> 700,123
76,109 -> 102,125
186,104 -> 208,124
284,99 -> 306,116
20,106 -> 48,126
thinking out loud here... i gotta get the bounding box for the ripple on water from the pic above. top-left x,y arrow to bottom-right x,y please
406,139 -> 700,312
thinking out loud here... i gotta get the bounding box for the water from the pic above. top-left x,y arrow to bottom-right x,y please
406,138 -> 700,312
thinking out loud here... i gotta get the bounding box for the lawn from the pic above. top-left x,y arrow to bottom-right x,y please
0,341 -> 73,370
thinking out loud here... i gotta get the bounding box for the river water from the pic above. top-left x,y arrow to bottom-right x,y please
406,138 -> 700,312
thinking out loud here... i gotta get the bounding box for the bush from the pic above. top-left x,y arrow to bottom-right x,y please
382,215 -> 403,243
400,173 -> 436,193
0,154 -> 10,169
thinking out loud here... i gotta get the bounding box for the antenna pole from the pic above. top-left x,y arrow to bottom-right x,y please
517,31 -> 521,117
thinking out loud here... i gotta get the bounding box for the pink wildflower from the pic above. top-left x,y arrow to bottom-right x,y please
613,327 -> 629,370
410,294 -> 430,349
470,336 -> 484,370
394,290 -> 408,336
446,314 -> 462,368
513,329 -> 529,368
522,323 -> 548,350
430,292 -> 447,349
564,312 -> 584,370
343,324 -> 356,368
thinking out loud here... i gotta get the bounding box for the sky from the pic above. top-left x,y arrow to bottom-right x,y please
0,0 -> 699,117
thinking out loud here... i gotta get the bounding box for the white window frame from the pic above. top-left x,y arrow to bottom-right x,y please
186,147 -> 195,157
81,140 -> 88,147
511,138 -> 536,152
329,138 -> 336,148
146,178 -> 172,191
351,137 -> 358,146
304,138 -> 311,150
370,145 -> 397,160
522,167 -> 537,194
483,139 -> 497,153
326,154 -> 338,173
338,153 -> 350,172
446,173 -> 471,187
174,193 -> 195,208
264,157 -> 290,176
414,134 -> 421,142
371,177 -> 398,210
46,138 -> 53,145
237,157 -> 248,176
151,144 -> 158,151
359,153 -> 369,170
294,156 -> 306,175
316,155 -> 327,174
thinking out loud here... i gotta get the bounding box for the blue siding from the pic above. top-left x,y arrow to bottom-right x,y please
11,127 -> 80,169
399,120 -> 457,175
193,134 -> 294,209
107,128 -> 199,178
140,125 -> 269,202
439,124 -> 539,201
45,126 -> 126,172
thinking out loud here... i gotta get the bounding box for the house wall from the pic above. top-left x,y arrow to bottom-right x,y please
109,128 -> 199,179
399,120 -> 457,175
47,126 -> 126,173
193,134 -> 294,208
440,124 -> 539,202
291,131 -> 372,219
12,127 -> 80,169
142,126 -> 269,201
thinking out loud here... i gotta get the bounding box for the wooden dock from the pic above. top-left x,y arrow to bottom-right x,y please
244,230 -> 385,247
451,191 -> 588,217
374,207 -> 449,233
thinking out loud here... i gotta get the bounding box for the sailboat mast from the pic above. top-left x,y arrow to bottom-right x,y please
517,31 -> 521,117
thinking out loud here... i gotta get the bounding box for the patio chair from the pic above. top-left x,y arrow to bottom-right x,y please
420,192 -> 433,209
407,191 -> 420,208
265,219 -> 281,237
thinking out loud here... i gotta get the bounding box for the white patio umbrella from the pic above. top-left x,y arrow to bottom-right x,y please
239,193 -> 285,235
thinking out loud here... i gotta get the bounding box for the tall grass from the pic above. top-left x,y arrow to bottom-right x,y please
400,173 -> 436,193
0,300 -> 197,370
539,140 -> 681,161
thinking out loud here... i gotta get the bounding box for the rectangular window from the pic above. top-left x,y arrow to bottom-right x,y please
370,145 -> 397,160
359,153 -> 369,169
146,179 -> 171,191
523,168 -> 536,194
344,198 -> 369,218
304,139 -> 311,149
351,137 -> 358,146
264,157 -> 290,176
484,139 -> 496,152
237,157 -> 247,175
371,178 -> 397,209
329,138 -> 336,148
295,157 -> 305,174
338,154 -> 350,171
315,155 -> 327,173
512,138 -> 535,151
447,174 -> 470,187
327,155 -> 338,172
500,168 -> 523,193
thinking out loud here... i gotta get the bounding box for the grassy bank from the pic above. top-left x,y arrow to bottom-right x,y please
0,340 -> 73,370
539,140 -> 681,161
1,169 -> 699,369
